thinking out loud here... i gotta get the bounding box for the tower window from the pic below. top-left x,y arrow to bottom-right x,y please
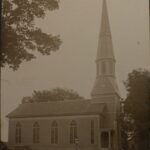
97,64 -> 99,76
70,120 -> 77,144
33,122 -> 40,144
101,62 -> 106,74
101,131 -> 109,148
109,62 -> 113,74
51,121 -> 58,144
91,120 -> 94,144
15,122 -> 21,144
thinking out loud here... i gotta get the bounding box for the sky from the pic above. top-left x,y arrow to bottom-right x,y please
1,0 -> 150,141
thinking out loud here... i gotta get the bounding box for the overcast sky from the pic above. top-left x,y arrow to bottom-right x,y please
1,0 -> 150,141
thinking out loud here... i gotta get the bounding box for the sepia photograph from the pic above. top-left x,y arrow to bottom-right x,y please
1,0 -> 150,150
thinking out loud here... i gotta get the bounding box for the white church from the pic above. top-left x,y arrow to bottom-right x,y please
7,0 -> 121,150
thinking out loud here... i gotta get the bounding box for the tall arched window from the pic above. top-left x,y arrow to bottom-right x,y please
16,123 -> 21,144
33,122 -> 39,144
91,120 -> 94,144
70,120 -> 77,144
51,121 -> 58,144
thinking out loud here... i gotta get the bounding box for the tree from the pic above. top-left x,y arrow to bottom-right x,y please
119,112 -> 129,150
119,106 -> 135,150
22,88 -> 84,103
1,0 -> 62,70
123,69 -> 150,149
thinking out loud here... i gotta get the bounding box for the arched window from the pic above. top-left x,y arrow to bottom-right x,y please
33,122 -> 39,144
51,121 -> 58,144
91,120 -> 94,144
70,120 -> 77,144
16,123 -> 21,144
101,131 -> 109,148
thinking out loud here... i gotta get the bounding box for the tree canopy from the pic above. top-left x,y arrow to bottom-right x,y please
22,88 -> 84,103
1,0 -> 62,70
123,69 -> 150,149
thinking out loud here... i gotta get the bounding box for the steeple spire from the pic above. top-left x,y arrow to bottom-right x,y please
91,0 -> 119,98
97,0 -> 115,62
100,0 -> 111,35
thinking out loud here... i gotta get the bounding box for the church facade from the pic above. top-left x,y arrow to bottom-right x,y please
7,0 -> 121,150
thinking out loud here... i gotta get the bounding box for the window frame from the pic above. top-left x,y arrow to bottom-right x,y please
15,122 -> 22,144
91,120 -> 95,144
70,120 -> 77,144
33,122 -> 40,144
51,121 -> 58,144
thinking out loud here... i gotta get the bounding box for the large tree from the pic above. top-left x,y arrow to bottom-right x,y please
1,0 -> 62,70
0,0 -> 62,142
123,69 -> 150,149
119,112 -> 129,150
22,88 -> 84,103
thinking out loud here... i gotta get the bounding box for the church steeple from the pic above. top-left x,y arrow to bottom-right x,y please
99,0 -> 111,35
91,0 -> 119,98
97,0 -> 115,62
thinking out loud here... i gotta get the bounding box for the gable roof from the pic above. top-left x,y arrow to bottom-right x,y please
7,100 -> 106,118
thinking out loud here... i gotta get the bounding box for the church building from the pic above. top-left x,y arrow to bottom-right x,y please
7,0 -> 121,150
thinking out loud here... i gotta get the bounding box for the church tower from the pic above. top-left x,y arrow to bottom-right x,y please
91,0 -> 119,99
91,1 -> 121,149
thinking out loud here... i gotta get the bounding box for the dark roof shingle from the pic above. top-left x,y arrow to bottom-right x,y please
7,100 -> 105,118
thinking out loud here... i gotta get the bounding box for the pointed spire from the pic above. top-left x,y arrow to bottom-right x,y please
91,0 -> 119,98
97,0 -> 115,61
100,0 -> 111,34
